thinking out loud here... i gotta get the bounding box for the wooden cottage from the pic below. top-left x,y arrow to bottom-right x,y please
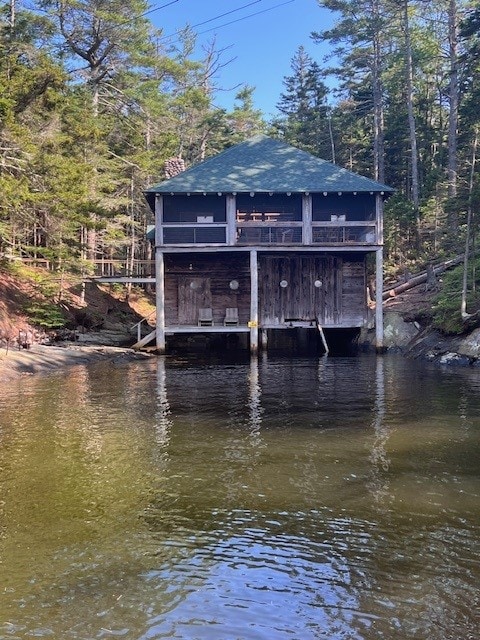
143,135 -> 393,354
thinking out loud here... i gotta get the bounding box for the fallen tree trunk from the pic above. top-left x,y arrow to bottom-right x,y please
382,255 -> 465,301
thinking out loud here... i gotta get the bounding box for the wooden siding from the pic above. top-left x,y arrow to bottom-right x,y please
342,259 -> 367,326
164,254 -> 251,326
163,252 -> 366,329
258,255 -> 365,328
259,255 -> 337,326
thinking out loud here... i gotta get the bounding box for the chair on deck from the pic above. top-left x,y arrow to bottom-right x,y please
198,308 -> 213,326
224,307 -> 239,326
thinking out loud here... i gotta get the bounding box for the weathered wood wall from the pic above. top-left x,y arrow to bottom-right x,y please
259,254 -> 366,328
164,254 -> 251,326
164,252 -> 366,328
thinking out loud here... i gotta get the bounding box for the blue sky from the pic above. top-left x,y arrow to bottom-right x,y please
150,0 -> 336,117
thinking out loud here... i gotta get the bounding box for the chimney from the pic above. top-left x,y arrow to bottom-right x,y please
164,157 -> 185,179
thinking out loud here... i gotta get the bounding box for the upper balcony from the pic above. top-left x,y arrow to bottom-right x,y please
153,192 -> 381,249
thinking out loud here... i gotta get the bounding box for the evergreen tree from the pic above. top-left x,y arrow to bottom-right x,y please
271,46 -> 330,159
228,86 -> 265,142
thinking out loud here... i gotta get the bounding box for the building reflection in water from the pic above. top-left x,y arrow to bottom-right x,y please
248,356 -> 263,438
367,357 -> 391,507
155,357 -> 172,453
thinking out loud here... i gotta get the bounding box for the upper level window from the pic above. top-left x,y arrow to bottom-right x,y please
163,195 -> 226,223
236,193 -> 302,222
312,193 -> 376,222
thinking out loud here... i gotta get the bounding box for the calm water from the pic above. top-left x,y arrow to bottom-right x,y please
0,353 -> 479,640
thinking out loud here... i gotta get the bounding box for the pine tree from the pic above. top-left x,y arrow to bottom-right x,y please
272,46 -> 330,159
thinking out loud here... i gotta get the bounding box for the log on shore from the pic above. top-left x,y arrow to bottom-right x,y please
382,255 -> 465,301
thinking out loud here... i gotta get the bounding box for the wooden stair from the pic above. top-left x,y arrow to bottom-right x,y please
132,329 -> 156,350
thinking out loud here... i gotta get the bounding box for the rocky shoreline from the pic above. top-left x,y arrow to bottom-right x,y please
364,310 -> 480,366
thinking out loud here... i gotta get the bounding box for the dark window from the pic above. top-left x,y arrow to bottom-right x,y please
163,195 -> 226,223
163,226 -> 226,244
236,193 -> 302,222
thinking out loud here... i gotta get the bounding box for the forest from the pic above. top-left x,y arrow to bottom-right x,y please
0,0 -> 479,332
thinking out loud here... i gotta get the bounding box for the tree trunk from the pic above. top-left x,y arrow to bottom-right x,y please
383,255 -> 465,300
461,127 -> 478,318
9,0 -> 15,28
447,0 -> 459,205
403,0 -> 420,235
372,0 -> 385,183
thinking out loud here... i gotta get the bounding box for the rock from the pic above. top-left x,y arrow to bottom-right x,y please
439,352 -> 471,366
383,311 -> 420,349
75,329 -> 133,347
456,328 -> 480,358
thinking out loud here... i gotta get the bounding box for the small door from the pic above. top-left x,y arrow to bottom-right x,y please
178,277 -> 212,325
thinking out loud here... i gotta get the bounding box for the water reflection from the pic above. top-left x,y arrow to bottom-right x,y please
154,357 -> 172,454
367,357 -> 392,508
0,354 -> 479,639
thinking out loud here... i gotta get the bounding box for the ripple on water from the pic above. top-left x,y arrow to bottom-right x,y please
0,356 -> 479,639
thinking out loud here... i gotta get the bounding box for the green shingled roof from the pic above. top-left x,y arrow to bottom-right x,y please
145,135 -> 393,207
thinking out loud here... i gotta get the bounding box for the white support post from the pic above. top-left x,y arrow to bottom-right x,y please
250,249 -> 259,355
226,194 -> 236,245
376,192 -> 384,244
155,194 -> 163,245
302,193 -> 312,245
260,329 -> 268,349
155,195 -> 166,353
375,193 -> 384,351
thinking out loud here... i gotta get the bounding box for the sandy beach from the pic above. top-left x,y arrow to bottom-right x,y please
0,343 -> 153,382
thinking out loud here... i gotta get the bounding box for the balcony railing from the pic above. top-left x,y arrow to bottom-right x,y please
92,259 -> 155,278
162,224 -> 226,244
236,223 -> 303,245
157,221 -> 377,246
312,222 -> 377,245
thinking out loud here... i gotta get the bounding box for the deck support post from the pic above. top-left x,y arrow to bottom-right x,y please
226,194 -> 236,245
250,249 -> 259,355
302,193 -> 312,245
375,247 -> 384,351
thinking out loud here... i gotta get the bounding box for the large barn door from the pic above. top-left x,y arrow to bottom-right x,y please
259,256 -> 343,326
320,256 -> 343,325
178,277 -> 212,325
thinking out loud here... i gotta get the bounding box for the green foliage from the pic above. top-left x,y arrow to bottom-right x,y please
271,46 -> 330,158
431,256 -> 480,334
23,300 -> 67,329
383,193 -> 418,267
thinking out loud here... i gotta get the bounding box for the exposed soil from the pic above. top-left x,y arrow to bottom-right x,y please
0,264 -> 156,344
0,263 -> 156,380
382,285 -> 436,323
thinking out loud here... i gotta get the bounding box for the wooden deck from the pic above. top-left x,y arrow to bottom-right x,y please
165,324 -> 251,335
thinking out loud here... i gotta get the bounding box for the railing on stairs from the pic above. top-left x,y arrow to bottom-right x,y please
131,310 -> 156,349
